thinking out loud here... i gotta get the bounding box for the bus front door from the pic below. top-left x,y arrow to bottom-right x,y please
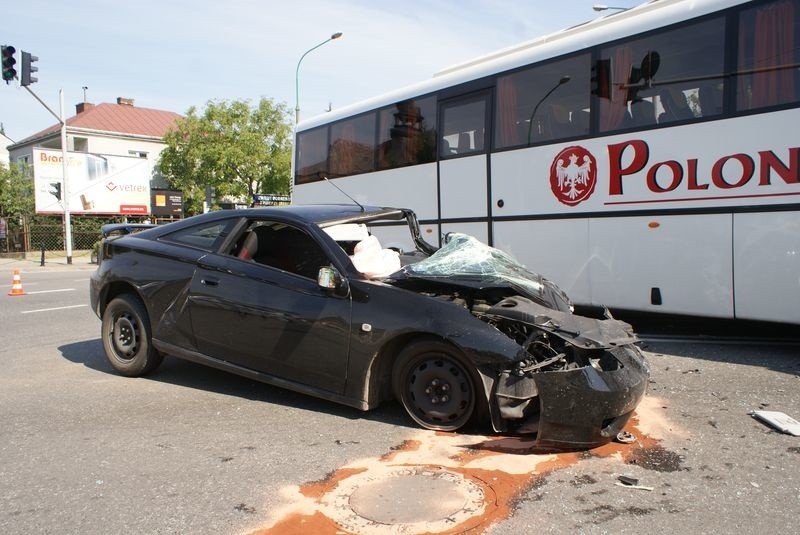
437,92 -> 491,245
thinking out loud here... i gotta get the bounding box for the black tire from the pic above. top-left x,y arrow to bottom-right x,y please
392,340 -> 477,432
101,294 -> 163,377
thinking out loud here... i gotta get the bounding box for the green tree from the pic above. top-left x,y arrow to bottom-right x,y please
0,162 -> 34,220
158,98 -> 293,216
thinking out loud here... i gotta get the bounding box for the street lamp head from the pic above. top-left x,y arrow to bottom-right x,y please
593,5 -> 628,12
559,75 -> 571,85
331,32 -> 343,40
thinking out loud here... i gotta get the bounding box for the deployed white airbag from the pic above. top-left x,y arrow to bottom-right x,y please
350,235 -> 401,278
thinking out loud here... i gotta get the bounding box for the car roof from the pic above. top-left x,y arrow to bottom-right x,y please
132,204 -> 408,240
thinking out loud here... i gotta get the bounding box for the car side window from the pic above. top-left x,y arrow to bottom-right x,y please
229,220 -> 331,280
160,220 -> 235,251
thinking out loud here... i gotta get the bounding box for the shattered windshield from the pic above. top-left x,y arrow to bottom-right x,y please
402,233 -> 545,297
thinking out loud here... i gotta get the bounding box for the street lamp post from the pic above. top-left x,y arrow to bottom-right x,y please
527,76 -> 571,146
295,32 -> 342,124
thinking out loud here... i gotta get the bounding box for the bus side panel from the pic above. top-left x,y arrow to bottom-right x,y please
293,163 -> 439,220
490,148 -> 566,217
588,214 -> 734,317
442,222 -> 489,244
439,155 -> 488,219
733,212 -> 800,324
493,219 -> 591,303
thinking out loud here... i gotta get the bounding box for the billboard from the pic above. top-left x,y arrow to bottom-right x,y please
33,148 -> 152,215
151,189 -> 184,217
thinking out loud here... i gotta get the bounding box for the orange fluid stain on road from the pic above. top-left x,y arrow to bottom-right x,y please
247,396 -> 676,535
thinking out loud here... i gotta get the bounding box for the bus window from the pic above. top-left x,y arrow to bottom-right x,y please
736,0 -> 799,112
329,113 -> 377,177
598,15 -> 726,132
377,96 -> 437,170
495,53 -> 591,149
296,126 -> 328,184
439,95 -> 487,158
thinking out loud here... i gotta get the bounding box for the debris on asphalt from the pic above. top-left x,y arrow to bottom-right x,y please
616,430 -> 637,444
615,474 -> 654,491
749,410 -> 800,436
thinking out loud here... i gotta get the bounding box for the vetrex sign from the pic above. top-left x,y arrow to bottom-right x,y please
33,149 -> 152,215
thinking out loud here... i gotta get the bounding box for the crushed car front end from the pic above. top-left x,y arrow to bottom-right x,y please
480,297 -> 649,449
387,233 -> 650,449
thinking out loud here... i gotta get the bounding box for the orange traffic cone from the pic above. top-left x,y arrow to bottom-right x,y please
8,269 -> 26,296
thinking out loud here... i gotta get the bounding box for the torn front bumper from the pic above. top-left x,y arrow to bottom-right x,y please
491,345 -> 649,449
539,345 -> 647,448
483,297 -> 650,449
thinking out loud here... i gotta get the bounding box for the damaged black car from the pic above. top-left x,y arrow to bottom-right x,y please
90,205 -> 649,449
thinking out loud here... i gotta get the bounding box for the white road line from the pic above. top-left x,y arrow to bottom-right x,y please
25,288 -> 76,295
21,304 -> 88,314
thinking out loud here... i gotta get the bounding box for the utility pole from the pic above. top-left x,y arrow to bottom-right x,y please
24,86 -> 73,264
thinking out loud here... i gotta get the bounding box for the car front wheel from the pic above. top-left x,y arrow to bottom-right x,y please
101,294 -> 163,376
392,341 -> 477,432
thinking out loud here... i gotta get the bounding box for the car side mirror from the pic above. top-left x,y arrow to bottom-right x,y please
318,266 -> 349,296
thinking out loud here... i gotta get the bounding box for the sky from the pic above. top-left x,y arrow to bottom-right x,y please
1,0 -> 636,142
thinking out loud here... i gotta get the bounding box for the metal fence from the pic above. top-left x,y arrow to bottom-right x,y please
0,224 -> 101,257
28,225 -> 101,251
0,215 -> 186,259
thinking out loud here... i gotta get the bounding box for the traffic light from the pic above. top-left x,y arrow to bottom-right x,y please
1,45 -> 16,83
21,51 -> 38,86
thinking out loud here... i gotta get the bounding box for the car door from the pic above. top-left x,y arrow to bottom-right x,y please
187,220 -> 352,394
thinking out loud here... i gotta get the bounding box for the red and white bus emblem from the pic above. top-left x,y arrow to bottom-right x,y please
550,146 -> 597,206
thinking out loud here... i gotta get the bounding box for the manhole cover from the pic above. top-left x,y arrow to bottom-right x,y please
325,466 -> 487,533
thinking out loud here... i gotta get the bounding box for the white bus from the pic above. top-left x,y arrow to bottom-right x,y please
293,0 -> 800,325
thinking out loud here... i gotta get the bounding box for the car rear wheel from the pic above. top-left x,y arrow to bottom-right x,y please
392,341 -> 477,432
101,294 -> 163,376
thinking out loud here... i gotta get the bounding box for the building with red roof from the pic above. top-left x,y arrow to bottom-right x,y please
8,97 -> 181,189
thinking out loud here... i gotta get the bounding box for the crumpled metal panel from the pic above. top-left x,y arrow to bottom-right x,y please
487,296 -> 638,349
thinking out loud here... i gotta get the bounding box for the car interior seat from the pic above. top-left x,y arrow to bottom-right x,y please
237,231 -> 258,260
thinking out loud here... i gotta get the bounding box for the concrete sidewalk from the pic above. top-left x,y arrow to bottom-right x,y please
0,252 -> 97,273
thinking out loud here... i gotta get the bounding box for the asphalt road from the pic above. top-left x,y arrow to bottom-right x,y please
1,264 -> 798,534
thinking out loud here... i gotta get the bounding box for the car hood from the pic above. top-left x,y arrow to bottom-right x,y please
387,233 -> 572,312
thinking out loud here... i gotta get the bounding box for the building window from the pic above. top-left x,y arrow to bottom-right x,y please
73,137 -> 88,152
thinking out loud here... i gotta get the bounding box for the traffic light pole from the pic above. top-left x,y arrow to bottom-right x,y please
23,86 -> 73,264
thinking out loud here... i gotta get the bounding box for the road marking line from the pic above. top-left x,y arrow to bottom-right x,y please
21,304 -> 88,314
25,288 -> 76,295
